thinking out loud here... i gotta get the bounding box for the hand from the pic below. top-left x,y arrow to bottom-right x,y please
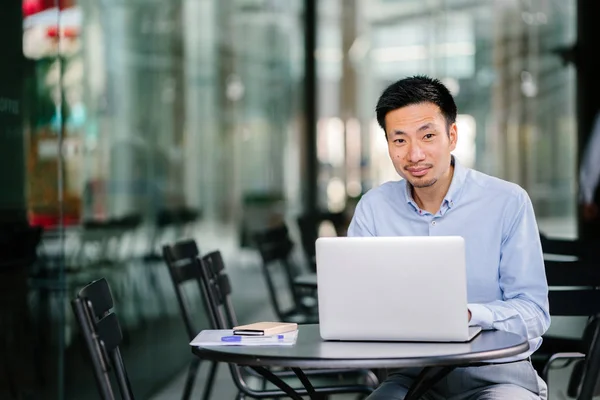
582,203 -> 599,221
468,309 -> 472,322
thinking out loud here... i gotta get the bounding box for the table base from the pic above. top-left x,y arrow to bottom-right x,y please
248,364 -> 456,400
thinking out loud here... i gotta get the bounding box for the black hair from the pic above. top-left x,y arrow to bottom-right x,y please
375,75 -> 457,135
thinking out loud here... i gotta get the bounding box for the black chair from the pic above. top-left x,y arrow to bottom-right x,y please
534,234 -> 600,376
541,315 -> 600,399
253,225 -> 318,324
536,259 -> 600,396
162,240 -> 217,400
144,208 -> 182,262
177,207 -> 202,239
70,278 -> 134,400
578,318 -> 600,399
540,233 -> 600,261
197,250 -> 378,399
297,211 -> 347,272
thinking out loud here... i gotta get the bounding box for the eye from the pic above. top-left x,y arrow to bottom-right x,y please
393,138 -> 405,144
424,133 -> 435,140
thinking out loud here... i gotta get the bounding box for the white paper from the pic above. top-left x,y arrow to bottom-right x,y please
190,329 -> 298,347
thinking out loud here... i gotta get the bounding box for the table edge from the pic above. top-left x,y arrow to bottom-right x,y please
191,340 -> 530,369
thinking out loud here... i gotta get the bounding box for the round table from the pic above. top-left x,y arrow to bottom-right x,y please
192,324 -> 529,399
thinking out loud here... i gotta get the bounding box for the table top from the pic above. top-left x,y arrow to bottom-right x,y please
192,324 -> 529,369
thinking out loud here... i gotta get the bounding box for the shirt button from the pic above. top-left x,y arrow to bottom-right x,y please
431,221 -> 436,226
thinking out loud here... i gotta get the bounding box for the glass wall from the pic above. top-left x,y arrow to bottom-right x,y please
316,0 -> 578,239
8,0 -> 306,398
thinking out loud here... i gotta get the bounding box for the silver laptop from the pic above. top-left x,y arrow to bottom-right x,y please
315,236 -> 482,342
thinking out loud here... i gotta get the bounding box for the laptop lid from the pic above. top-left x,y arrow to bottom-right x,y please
316,236 -> 476,342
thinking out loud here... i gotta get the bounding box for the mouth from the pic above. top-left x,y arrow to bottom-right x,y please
405,166 -> 431,177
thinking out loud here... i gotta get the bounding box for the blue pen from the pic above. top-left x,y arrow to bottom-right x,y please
221,334 -> 284,342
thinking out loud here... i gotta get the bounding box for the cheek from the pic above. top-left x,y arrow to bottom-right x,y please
389,148 -> 405,160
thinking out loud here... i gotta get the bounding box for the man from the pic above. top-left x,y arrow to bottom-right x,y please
348,76 -> 550,399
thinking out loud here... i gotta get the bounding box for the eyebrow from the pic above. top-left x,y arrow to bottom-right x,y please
390,123 -> 435,136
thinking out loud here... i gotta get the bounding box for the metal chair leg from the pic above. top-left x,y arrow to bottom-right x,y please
181,358 -> 201,400
201,362 -> 219,400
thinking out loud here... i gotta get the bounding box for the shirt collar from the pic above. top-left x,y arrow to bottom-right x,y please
404,156 -> 467,211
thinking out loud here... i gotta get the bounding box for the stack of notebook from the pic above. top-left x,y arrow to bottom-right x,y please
190,322 -> 298,346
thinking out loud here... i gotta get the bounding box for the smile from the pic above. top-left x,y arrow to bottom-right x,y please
406,167 -> 430,177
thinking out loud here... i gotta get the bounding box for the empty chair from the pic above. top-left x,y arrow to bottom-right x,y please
253,225 -> 318,324
197,250 -> 378,399
162,240 -> 218,400
537,259 -> 600,396
542,315 -> 600,399
297,211 -> 347,272
70,278 -> 134,400
533,238 -> 600,377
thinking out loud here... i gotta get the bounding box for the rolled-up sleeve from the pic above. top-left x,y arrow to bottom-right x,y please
468,191 -> 550,343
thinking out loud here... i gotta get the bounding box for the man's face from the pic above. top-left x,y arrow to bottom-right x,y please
385,102 -> 457,189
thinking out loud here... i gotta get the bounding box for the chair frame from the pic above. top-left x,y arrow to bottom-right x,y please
541,315 -> 600,400
70,278 -> 134,400
162,240 -> 218,400
253,225 -> 317,323
540,259 -> 600,397
297,211 -> 347,272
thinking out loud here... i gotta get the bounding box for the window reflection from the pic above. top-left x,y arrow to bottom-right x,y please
317,0 -> 577,238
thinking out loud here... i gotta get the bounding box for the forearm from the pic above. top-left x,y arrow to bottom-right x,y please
468,297 -> 550,340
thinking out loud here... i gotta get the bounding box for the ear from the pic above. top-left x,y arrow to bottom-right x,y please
448,122 -> 458,152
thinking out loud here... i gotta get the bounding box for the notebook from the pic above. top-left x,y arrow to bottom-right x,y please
232,321 -> 298,336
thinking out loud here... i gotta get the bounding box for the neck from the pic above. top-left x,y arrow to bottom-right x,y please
412,165 -> 454,214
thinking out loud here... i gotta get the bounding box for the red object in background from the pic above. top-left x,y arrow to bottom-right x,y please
23,0 -> 76,16
29,213 -> 80,228
46,25 -> 58,37
22,0 -> 43,16
46,25 -> 79,38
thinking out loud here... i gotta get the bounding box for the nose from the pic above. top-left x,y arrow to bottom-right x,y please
407,142 -> 426,163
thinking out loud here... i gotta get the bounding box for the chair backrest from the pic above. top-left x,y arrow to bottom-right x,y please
71,278 -> 134,400
297,211 -> 347,270
578,316 -> 600,399
541,233 -> 581,257
545,260 -> 600,316
253,225 -> 301,319
162,240 -> 217,339
540,233 -> 600,262
195,251 -> 266,395
197,250 -> 239,329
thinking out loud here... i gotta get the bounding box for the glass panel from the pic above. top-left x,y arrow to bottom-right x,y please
346,0 -> 577,239
20,0 -> 68,399
7,0 -> 305,398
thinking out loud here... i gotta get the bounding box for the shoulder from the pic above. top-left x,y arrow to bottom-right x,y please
467,168 -> 529,205
358,180 -> 405,207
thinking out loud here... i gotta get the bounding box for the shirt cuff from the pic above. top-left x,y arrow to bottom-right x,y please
468,303 -> 494,329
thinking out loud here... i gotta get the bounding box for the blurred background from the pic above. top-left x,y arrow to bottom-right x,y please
1,0 -> 600,399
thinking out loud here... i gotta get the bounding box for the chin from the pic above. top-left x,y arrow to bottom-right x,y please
410,178 -> 437,188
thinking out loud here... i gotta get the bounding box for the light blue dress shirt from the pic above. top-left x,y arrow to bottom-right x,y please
348,157 -> 550,362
